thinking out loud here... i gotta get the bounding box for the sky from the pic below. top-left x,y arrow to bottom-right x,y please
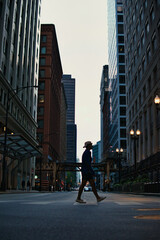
41,0 -> 108,159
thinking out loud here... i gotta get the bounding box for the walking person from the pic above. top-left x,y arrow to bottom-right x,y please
22,180 -> 25,191
76,141 -> 106,203
27,180 -> 30,191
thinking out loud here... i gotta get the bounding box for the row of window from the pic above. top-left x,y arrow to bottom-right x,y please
128,65 -> 157,121
0,87 -> 36,134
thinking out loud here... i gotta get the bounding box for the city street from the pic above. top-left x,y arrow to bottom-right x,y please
0,191 -> 160,240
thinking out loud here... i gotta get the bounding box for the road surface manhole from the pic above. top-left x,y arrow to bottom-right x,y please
134,215 -> 160,220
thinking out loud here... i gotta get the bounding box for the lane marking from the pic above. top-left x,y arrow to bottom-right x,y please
115,202 -> 142,205
74,201 -> 98,206
136,208 -> 160,211
134,215 -> 160,220
21,201 -> 55,205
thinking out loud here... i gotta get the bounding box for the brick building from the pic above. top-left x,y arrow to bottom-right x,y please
37,24 -> 63,189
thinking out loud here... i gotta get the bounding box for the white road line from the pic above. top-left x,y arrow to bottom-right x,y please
115,202 -> 143,205
74,201 -> 98,206
21,201 -> 55,205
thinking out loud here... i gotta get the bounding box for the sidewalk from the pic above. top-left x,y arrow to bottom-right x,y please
0,190 -> 40,194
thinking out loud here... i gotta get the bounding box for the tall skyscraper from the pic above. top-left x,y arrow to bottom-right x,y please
123,0 -> 160,179
0,0 -> 41,190
62,74 -> 77,163
107,0 -> 126,152
100,65 -> 110,160
36,24 -> 63,190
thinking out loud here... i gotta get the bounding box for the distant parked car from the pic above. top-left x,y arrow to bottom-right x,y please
84,186 -> 89,191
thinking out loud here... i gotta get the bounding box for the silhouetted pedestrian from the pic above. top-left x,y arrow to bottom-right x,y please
22,180 -> 25,191
76,141 -> 106,203
27,180 -> 30,191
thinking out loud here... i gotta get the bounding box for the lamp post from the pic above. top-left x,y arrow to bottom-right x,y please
1,85 -> 38,191
116,148 -> 123,183
130,129 -> 141,177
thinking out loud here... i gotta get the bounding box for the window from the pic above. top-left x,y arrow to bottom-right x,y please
141,32 -> 145,47
39,81 -> 45,90
40,57 -> 46,65
118,46 -> 124,53
139,93 -> 141,105
158,20 -> 160,38
120,129 -> 126,138
120,118 -> 126,127
145,0 -> 147,8
135,100 -> 137,112
38,94 -> 45,103
120,140 -> 126,149
39,69 -> 45,78
148,76 -> 151,93
118,36 -> 124,43
150,5 -> 155,22
143,85 -> 146,100
37,133 -> 43,143
118,24 -> 124,34
142,55 -> 146,73
3,37 -> 6,53
38,107 -> 44,115
147,45 -> 151,63
134,51 -> 137,66
120,96 -> 126,105
145,20 -> 149,36
119,55 -> 125,63
140,8 -> 144,23
41,47 -> 46,54
153,65 -> 157,83
137,42 -> 140,57
119,86 -> 126,94
118,15 -> 123,22
117,6 -> 123,13
119,65 -> 125,73
138,66 -> 142,81
41,35 -> 47,42
36,48 -> 38,58
119,75 -> 125,83
134,75 -> 137,88
136,21 -> 140,34
152,32 -> 157,53
120,107 -> 126,115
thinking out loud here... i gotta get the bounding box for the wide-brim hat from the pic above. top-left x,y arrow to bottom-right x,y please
83,141 -> 93,148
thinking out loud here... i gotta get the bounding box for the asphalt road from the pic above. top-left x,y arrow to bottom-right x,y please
0,191 -> 160,240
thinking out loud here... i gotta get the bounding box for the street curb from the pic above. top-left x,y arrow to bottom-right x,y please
111,191 -> 160,197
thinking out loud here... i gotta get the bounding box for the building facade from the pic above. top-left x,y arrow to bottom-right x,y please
0,0 -> 41,190
100,65 -> 110,160
123,0 -> 160,180
62,74 -> 77,163
36,24 -> 63,190
107,0 -> 126,154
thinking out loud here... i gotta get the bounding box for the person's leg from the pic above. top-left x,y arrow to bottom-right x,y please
89,179 -> 100,199
77,179 -> 87,200
89,179 -> 106,202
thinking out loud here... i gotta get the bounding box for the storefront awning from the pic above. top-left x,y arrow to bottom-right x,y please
0,134 -> 42,160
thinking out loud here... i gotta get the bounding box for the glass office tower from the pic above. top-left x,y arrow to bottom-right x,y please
107,0 -> 126,152
62,75 -> 77,163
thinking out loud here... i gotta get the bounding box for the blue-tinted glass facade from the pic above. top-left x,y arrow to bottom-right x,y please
62,74 -> 77,162
107,0 -> 126,151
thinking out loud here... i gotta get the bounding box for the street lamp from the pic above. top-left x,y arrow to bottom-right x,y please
116,148 -> 123,183
1,85 -> 38,191
154,94 -> 160,111
129,129 -> 141,176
